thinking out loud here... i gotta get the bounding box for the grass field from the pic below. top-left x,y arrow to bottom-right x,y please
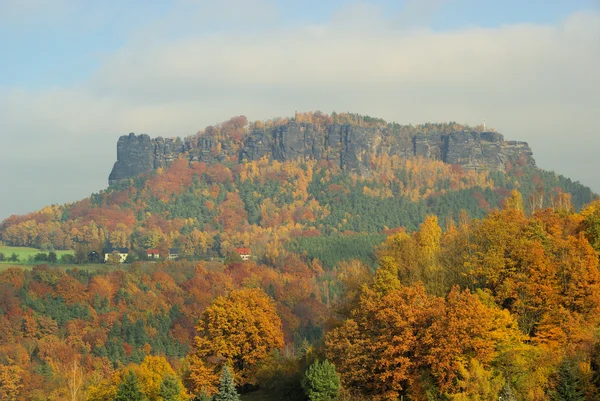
0,263 -> 123,273
0,246 -> 74,264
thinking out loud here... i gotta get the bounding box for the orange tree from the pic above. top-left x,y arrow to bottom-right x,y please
188,288 -> 284,394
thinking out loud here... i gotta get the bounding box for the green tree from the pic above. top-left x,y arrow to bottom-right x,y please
115,370 -> 146,401
214,365 -> 240,401
301,360 -> 341,401
550,361 -> 585,401
224,251 -> 243,266
0,252 -> 5,261
60,254 -> 75,264
48,251 -> 57,263
8,253 -> 19,262
192,392 -> 212,401
158,374 -> 184,401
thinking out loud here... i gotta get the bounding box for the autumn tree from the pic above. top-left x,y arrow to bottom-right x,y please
135,355 -> 185,401
0,364 -> 23,401
190,288 -> 284,392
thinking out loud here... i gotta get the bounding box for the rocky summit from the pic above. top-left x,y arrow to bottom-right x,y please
108,120 -> 535,185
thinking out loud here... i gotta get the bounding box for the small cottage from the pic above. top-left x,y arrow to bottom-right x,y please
235,247 -> 251,261
147,248 -> 160,259
168,248 -> 179,260
103,247 -> 129,263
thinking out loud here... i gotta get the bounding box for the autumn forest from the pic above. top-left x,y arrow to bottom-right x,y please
1,113 -> 600,401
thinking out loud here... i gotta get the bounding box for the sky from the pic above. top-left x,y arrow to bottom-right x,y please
0,0 -> 599,220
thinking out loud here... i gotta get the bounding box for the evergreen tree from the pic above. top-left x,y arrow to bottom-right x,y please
158,374 -> 184,401
115,370 -> 146,401
192,391 -> 213,401
301,360 -> 341,401
551,361 -> 586,401
214,365 -> 240,401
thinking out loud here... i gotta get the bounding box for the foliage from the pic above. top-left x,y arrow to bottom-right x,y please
190,288 -> 284,391
159,374 -> 186,401
115,370 -> 146,401
550,361 -> 586,401
214,365 -> 240,401
301,360 -> 341,401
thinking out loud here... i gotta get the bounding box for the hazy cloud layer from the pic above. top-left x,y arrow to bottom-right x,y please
1,3 -> 599,219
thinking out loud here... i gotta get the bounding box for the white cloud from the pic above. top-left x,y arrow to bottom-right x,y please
1,5 -> 599,219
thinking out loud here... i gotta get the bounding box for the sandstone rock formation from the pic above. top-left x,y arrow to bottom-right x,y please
109,122 -> 535,185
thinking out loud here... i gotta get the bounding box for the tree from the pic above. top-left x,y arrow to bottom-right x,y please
158,374 -> 186,401
191,288 -> 284,390
550,361 -> 586,401
302,360 -> 341,401
214,365 -> 240,401
48,251 -> 58,263
224,251 -> 243,266
67,360 -> 84,401
0,252 -> 4,261
0,364 -> 23,401
8,253 -> 19,262
136,355 -> 182,401
115,370 -> 146,401
192,391 -> 213,401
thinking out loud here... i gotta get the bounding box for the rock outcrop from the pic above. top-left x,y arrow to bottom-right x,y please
108,133 -> 185,184
109,122 -> 535,185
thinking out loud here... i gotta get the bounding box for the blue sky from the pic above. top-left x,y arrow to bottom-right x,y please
0,0 -> 599,219
0,0 -> 595,88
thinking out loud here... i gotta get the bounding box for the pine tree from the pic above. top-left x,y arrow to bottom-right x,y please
158,373 -> 184,401
115,370 -> 146,401
301,360 -> 341,401
551,361 -> 586,401
192,392 -> 212,401
214,365 -> 240,401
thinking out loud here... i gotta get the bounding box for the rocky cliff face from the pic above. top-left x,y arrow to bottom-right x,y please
108,123 -> 535,184
108,133 -> 185,184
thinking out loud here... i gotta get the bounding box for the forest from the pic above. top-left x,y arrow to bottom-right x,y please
0,115 -> 594,268
1,114 -> 600,400
2,193 -> 600,399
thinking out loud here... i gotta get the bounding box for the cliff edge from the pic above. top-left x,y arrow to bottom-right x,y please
109,120 -> 535,185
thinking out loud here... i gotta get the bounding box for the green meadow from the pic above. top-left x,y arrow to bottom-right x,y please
0,245 -> 74,264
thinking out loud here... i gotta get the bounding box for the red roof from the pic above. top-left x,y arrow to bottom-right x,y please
147,249 -> 160,254
235,247 -> 251,255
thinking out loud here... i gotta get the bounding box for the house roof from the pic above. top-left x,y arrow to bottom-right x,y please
103,247 -> 129,254
147,248 -> 160,254
235,247 -> 251,254
169,248 -> 179,254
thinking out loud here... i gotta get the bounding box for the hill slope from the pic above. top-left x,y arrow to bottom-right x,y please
0,113 -> 595,267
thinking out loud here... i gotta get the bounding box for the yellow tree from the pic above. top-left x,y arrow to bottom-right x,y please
0,364 -> 23,401
326,284 -> 436,400
190,288 -> 284,393
134,355 -> 186,401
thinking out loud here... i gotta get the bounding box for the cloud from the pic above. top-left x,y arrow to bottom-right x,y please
1,5 -> 599,219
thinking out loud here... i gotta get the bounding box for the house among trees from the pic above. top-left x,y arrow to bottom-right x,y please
168,248 -> 179,260
102,247 -> 129,263
87,251 -> 101,264
147,248 -> 160,259
235,247 -> 251,261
